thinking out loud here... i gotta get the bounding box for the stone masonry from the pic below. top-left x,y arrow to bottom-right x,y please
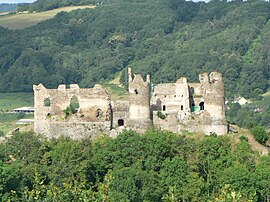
33,68 -> 228,139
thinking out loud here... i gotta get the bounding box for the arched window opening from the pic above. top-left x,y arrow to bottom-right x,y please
96,108 -> 102,117
118,119 -> 124,126
163,105 -> 166,111
134,89 -> 139,94
44,98 -> 51,107
70,95 -> 80,113
181,105 -> 183,110
199,102 -> 205,110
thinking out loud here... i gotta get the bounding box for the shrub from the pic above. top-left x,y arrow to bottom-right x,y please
0,130 -> 5,137
251,126 -> 269,145
239,136 -> 248,142
157,111 -> 166,120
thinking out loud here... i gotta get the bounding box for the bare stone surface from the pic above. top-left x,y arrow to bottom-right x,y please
33,68 -> 228,139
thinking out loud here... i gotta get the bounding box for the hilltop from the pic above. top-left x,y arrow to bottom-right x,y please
0,5 -> 95,29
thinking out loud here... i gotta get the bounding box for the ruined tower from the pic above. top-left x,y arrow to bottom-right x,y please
128,67 -> 151,132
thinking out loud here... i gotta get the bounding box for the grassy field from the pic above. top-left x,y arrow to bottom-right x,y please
0,92 -> 33,112
0,113 -> 33,134
0,5 -> 95,29
0,92 -> 34,134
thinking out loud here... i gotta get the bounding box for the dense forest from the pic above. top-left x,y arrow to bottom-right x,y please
0,0 -> 269,99
0,130 -> 269,201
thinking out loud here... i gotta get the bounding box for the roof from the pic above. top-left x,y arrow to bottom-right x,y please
234,97 -> 247,102
13,107 -> 35,112
16,119 -> 34,125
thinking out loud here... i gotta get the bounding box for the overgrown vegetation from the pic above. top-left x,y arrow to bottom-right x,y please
157,111 -> 166,120
0,130 -> 269,201
226,95 -> 270,129
252,126 -> 270,146
0,0 -> 269,100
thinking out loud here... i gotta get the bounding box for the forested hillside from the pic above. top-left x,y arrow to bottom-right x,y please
1,0 -> 270,99
0,130 -> 269,201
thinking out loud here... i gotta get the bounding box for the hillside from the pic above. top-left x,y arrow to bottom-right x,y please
0,5 -> 95,29
0,0 -> 269,100
0,3 -> 17,13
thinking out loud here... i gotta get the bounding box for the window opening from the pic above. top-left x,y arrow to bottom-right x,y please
118,119 -> 124,126
134,89 -> 139,94
181,105 -> 183,110
96,108 -> 102,117
70,95 -> 80,113
163,105 -> 166,111
44,98 -> 51,107
199,102 -> 205,110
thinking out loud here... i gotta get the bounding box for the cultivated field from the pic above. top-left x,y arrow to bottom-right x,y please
0,93 -> 34,134
0,5 -> 95,29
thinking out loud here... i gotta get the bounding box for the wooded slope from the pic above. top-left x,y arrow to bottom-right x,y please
0,0 -> 269,99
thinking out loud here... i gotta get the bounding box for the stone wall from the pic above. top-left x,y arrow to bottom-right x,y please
33,83 -> 112,139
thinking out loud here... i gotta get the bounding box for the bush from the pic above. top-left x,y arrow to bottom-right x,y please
0,130 -> 5,137
251,126 -> 269,145
157,111 -> 166,120
239,135 -> 248,142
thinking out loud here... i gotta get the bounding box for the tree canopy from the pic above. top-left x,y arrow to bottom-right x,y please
0,130 -> 269,201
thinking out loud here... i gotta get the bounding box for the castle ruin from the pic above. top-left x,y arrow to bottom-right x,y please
33,68 -> 228,139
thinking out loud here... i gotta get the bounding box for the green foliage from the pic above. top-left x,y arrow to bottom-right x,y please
251,125 -> 269,145
239,135 -> 248,142
226,98 -> 270,129
63,105 -> 77,118
0,130 -> 5,137
157,111 -> 166,120
0,126 -> 269,201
